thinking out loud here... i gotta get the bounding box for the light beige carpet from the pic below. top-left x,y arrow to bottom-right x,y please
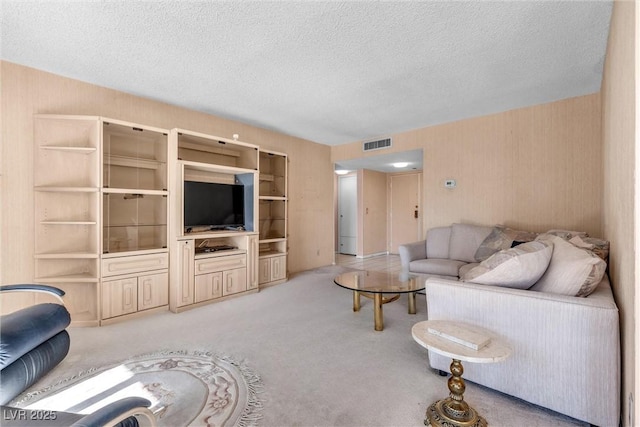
25,265 -> 589,426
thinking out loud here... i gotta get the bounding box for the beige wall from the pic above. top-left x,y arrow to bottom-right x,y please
0,61 -> 335,284
602,1 -> 636,425
359,169 -> 387,256
333,93 -> 603,236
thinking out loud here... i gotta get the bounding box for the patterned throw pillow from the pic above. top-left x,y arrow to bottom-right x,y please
462,241 -> 553,289
474,226 -> 538,262
530,234 -> 606,297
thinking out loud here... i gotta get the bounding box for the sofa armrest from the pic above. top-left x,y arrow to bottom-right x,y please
424,276 -> 620,427
398,240 -> 427,268
70,397 -> 155,427
0,284 -> 65,304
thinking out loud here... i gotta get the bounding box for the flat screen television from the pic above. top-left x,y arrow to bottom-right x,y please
184,181 -> 245,230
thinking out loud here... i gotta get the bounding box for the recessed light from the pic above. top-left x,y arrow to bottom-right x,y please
392,162 -> 409,168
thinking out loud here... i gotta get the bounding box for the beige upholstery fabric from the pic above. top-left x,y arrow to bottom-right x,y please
474,226 -> 538,261
409,258 -> 466,276
462,241 -> 552,289
425,226 -> 451,259
425,276 -> 620,427
457,262 -> 478,278
448,223 -> 493,263
531,234 -> 606,297
568,235 -> 610,261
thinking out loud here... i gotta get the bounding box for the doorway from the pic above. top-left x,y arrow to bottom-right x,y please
337,174 -> 357,255
389,173 -> 422,253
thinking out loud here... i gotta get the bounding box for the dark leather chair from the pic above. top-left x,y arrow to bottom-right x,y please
0,284 -> 156,426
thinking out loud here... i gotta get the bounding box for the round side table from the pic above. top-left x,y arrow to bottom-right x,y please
412,320 -> 512,427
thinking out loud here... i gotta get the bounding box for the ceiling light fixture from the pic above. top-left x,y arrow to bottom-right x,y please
335,169 -> 349,175
392,162 -> 409,168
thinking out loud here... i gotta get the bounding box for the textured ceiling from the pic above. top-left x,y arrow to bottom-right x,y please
1,1 -> 613,146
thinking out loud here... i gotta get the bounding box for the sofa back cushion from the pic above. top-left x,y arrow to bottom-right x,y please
426,226 -> 452,259
461,240 -> 553,289
530,234 -> 606,297
448,223 -> 493,263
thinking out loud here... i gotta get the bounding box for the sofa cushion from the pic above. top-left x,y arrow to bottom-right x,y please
474,226 -> 538,261
530,234 -> 606,297
448,223 -> 493,263
462,240 -> 553,289
410,258 -> 467,276
425,226 -> 451,259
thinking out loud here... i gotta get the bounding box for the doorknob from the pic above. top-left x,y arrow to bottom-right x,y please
414,205 -> 419,219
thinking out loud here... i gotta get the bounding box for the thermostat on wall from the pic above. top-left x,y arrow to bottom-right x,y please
444,179 -> 457,188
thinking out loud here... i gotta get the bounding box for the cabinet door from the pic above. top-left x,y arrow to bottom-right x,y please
258,258 -> 271,284
138,271 -> 169,311
102,277 -> 138,319
223,268 -> 247,296
177,240 -> 195,307
195,272 -> 222,303
271,256 -> 287,281
247,235 -> 259,290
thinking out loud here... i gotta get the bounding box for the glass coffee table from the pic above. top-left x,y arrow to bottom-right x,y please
334,270 -> 426,331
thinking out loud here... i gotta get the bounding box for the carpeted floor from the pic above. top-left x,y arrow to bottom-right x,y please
32,265 -> 589,426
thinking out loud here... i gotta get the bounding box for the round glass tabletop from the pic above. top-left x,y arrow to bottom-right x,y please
333,270 -> 426,294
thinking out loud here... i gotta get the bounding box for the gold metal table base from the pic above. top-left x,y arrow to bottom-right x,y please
353,291 -> 417,331
424,359 -> 487,427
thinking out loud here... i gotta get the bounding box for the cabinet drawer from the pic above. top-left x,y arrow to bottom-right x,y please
102,253 -> 168,277
195,254 -> 246,275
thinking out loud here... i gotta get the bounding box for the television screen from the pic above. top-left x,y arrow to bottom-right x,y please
184,181 -> 244,229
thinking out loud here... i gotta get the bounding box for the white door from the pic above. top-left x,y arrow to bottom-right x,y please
338,175 -> 357,255
389,173 -> 422,253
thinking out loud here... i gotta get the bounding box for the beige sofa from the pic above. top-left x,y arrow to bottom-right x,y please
399,223 -> 620,427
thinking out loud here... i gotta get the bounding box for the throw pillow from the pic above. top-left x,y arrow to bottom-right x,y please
530,234 -> 606,297
474,226 -> 538,262
568,235 -> 610,262
462,240 -> 553,289
545,229 -> 589,240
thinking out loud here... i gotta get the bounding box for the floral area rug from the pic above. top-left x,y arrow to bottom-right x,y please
10,350 -> 263,427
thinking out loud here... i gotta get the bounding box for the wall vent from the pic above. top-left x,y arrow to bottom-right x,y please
363,138 -> 392,152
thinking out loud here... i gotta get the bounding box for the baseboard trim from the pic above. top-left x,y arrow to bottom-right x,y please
356,251 -> 389,259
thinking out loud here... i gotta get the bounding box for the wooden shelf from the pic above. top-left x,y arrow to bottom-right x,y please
35,186 -> 99,193
258,250 -> 287,258
40,221 -> 97,225
35,252 -> 98,259
104,154 -> 165,170
102,188 -> 168,196
40,145 -> 97,154
180,159 -> 257,175
35,274 -> 99,283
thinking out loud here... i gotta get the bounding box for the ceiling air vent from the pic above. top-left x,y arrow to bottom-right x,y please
363,138 -> 392,152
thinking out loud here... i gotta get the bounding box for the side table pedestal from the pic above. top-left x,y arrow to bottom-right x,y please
412,320 -> 512,427
424,359 -> 486,427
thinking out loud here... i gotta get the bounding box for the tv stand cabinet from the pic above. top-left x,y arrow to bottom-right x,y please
169,128 -> 260,313
171,233 -> 259,312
